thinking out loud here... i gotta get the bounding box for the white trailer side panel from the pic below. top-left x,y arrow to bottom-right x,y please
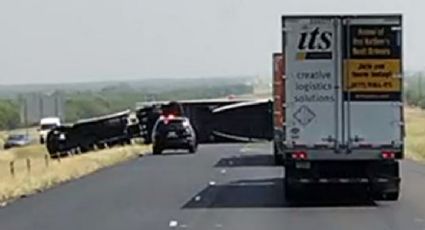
284,18 -> 341,147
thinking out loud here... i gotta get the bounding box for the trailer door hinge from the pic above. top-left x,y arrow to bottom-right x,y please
350,135 -> 365,142
321,136 -> 336,142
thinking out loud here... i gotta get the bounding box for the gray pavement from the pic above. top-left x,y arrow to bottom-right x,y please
0,143 -> 424,230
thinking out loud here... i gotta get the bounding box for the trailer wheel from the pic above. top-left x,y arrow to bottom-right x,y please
274,154 -> 283,166
373,191 -> 399,201
384,192 -> 399,201
188,145 -> 197,154
97,143 -> 106,150
152,146 -> 162,155
284,180 -> 299,202
273,143 -> 283,165
144,136 -> 152,144
80,147 -> 89,153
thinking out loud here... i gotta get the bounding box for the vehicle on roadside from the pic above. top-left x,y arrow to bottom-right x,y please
3,134 -> 31,149
39,117 -> 61,144
136,101 -> 184,144
274,14 -> 403,201
151,115 -> 197,155
126,113 -> 141,140
46,110 -> 133,156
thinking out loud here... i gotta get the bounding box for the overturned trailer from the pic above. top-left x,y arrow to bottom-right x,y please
46,110 -> 134,155
136,99 -> 273,144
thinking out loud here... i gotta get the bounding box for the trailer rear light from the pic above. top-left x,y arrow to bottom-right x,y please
381,151 -> 395,159
291,151 -> 307,160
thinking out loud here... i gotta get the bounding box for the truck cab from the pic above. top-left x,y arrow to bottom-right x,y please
39,117 -> 61,144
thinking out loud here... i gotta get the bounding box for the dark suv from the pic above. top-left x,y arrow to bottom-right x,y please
151,115 -> 197,155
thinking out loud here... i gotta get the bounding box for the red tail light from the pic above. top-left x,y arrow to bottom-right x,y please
292,151 -> 307,160
161,114 -> 175,125
381,151 -> 395,159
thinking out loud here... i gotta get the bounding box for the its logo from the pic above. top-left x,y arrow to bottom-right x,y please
296,27 -> 333,60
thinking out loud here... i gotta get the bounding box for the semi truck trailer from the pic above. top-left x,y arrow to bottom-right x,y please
274,14 -> 403,201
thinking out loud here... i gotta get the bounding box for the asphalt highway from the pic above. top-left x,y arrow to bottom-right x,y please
0,143 -> 425,230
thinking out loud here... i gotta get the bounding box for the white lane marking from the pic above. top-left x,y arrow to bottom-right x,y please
239,142 -> 270,153
414,217 -> 424,223
209,181 -> 216,186
169,220 -> 178,228
233,181 -> 274,186
180,224 -> 188,228
215,224 -> 223,228
239,143 -> 251,153
282,207 -> 378,212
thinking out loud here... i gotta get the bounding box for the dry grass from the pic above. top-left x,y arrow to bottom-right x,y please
405,107 -> 425,162
0,131 -> 7,148
0,144 -> 149,203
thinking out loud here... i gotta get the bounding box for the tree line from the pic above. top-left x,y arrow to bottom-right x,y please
0,84 -> 253,130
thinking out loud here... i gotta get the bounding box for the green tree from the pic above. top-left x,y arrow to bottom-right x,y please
0,100 -> 20,129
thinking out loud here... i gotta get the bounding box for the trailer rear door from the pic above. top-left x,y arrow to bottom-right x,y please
343,16 -> 403,148
284,17 -> 342,148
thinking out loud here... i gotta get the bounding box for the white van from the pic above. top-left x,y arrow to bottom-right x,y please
39,117 -> 61,144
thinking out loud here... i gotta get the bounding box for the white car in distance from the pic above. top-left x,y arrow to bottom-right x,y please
39,117 -> 61,144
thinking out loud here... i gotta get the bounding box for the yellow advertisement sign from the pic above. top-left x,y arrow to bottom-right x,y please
344,59 -> 401,92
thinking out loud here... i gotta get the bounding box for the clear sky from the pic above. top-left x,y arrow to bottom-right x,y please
0,0 -> 421,84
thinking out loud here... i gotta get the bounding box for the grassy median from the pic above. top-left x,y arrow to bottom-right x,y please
0,143 -> 149,203
405,107 -> 425,162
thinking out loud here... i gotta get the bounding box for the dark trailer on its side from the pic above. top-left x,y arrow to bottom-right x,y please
136,99 -> 273,144
46,110 -> 133,155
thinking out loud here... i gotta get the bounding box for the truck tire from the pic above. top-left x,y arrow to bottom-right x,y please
284,180 -> 299,202
188,145 -> 197,154
284,162 -> 303,202
384,192 -> 400,201
144,135 -> 152,144
80,146 -> 89,153
97,143 -> 106,150
274,154 -> 283,166
369,161 -> 400,201
373,191 -> 399,201
126,139 -> 132,145
273,143 -> 283,165
152,146 -> 162,155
